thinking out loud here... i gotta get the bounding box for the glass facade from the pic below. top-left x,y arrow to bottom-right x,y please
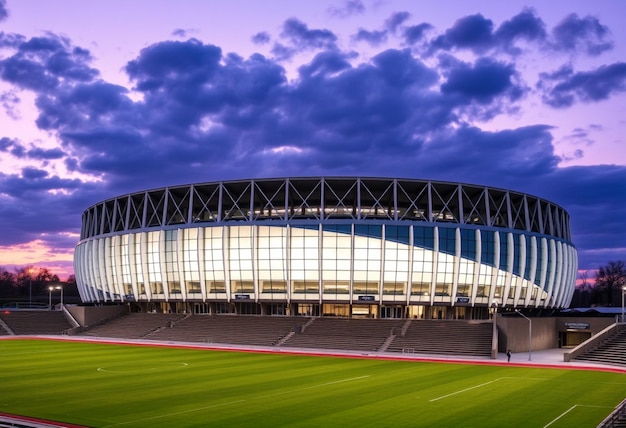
75,177 -> 577,310
75,223 -> 576,309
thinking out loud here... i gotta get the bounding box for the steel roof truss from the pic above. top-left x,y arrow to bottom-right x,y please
359,180 -> 394,220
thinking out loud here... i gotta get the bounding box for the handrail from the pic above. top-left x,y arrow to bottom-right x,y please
564,323 -> 619,362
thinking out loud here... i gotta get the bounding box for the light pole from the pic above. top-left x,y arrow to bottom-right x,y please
28,267 -> 34,308
515,309 -> 532,361
48,285 -> 63,310
491,301 -> 499,359
622,285 -> 626,322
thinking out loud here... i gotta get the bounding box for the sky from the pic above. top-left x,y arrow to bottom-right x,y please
0,0 -> 624,282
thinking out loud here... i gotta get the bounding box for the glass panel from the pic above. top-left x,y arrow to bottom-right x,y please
438,227 -> 456,256
204,227 -> 225,292
257,226 -> 287,294
147,231 -> 162,285
353,226 -> 381,295
321,225 -> 351,294
290,227 -> 319,294
229,226 -> 254,292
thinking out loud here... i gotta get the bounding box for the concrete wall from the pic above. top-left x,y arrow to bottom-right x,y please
497,316 -> 557,353
497,316 -> 616,353
65,305 -> 127,327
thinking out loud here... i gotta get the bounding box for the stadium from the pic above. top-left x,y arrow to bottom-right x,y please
73,177 -> 577,319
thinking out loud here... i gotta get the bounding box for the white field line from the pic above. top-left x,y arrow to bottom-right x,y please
543,404 -> 612,428
103,400 -> 246,427
97,362 -> 188,372
104,375 -> 370,426
428,377 -> 550,402
253,375 -> 371,399
429,380 -> 497,402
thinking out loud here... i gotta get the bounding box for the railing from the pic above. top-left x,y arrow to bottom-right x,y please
597,397 -> 626,428
564,323 -> 620,362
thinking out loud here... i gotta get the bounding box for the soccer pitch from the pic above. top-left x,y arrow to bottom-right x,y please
1,339 -> 624,427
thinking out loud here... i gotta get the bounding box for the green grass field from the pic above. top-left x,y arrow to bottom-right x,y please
1,339 -> 624,427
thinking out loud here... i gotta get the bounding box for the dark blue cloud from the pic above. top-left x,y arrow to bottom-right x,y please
385,11 -> 411,34
0,89 -> 20,119
0,137 -> 26,157
403,23 -> 433,45
551,13 -> 613,56
426,9 -> 615,59
327,0 -> 365,18
539,62 -> 626,108
27,147 -> 66,160
251,31 -> 271,45
0,34 -> 98,93
280,18 -> 337,50
0,31 -> 26,48
0,11 -> 624,274
126,39 -> 222,91
0,136 -> 15,151
352,29 -> 387,46
429,10 -> 548,55
440,57 -> 524,106
0,0 -> 7,22
431,14 -> 495,54
171,29 -> 189,38
494,8 -> 546,54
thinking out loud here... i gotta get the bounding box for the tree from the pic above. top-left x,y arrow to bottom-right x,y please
14,266 -> 60,298
593,260 -> 626,306
0,267 -> 17,297
570,270 -> 593,307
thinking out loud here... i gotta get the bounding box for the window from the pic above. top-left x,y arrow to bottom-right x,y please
257,226 -> 287,294
290,226 -> 319,294
322,225 -> 351,294
353,225 -> 381,295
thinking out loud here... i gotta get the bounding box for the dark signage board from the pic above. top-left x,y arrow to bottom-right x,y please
358,295 -> 375,301
564,322 -> 590,330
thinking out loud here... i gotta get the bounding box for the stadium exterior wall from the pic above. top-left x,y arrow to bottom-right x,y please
74,177 -> 577,316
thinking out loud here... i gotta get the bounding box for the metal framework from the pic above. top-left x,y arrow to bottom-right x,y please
80,177 -> 571,240
74,177 -> 577,310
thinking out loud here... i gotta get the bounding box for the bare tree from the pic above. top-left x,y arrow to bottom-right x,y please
594,260 -> 626,306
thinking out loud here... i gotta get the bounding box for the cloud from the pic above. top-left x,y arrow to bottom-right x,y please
0,90 -> 20,119
385,11 -> 411,34
403,23 -> 433,45
0,9 -> 624,275
438,56 -> 526,121
551,13 -> 613,56
494,8 -> 546,53
430,13 -> 495,54
27,147 -> 66,160
352,28 -> 388,46
0,34 -> 98,93
0,136 -> 16,151
0,0 -> 7,22
327,0 -> 365,18
251,31 -> 271,45
270,18 -> 338,61
429,10 -> 546,55
539,62 -> 626,108
0,31 -> 26,49
171,28 -> 198,38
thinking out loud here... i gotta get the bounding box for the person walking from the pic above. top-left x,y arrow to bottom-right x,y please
507,350 -> 511,362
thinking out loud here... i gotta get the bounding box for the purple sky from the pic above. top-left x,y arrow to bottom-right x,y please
0,0 -> 625,281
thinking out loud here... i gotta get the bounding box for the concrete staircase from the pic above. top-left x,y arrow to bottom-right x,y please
574,327 -> 626,368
